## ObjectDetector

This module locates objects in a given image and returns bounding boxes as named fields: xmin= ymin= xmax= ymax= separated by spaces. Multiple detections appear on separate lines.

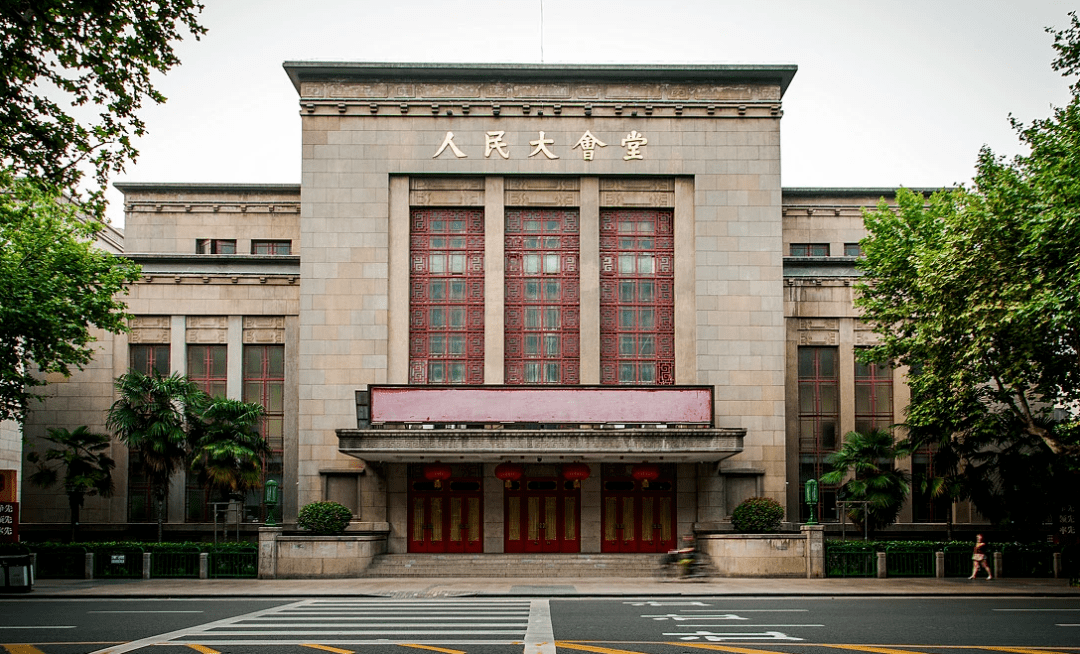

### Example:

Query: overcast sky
xmin=107 ymin=0 xmax=1077 ymax=226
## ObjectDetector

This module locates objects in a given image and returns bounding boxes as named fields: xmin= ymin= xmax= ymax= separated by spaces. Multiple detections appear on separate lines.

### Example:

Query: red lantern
xmin=562 ymin=462 xmax=591 ymax=488
xmin=494 ymin=462 xmax=524 ymax=488
xmin=424 ymin=463 xmax=452 ymax=489
xmin=632 ymin=463 xmax=660 ymax=488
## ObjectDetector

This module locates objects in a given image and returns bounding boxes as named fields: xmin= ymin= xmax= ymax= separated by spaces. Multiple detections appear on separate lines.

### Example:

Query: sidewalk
xmin=18 ymin=575 xmax=1080 ymax=598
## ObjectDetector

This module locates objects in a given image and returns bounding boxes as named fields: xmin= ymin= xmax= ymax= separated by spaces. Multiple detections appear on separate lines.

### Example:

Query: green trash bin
xmin=0 ymin=554 xmax=34 ymax=592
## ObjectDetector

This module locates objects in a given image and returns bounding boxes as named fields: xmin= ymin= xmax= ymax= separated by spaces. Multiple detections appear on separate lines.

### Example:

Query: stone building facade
xmin=15 ymin=63 xmax=972 ymax=549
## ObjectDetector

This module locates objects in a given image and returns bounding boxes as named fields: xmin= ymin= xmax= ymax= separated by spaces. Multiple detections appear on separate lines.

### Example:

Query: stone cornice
xmin=336 ymin=427 xmax=746 ymax=463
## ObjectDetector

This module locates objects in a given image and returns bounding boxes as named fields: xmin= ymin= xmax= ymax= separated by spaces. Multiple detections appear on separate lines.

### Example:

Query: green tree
xmin=25 ymin=425 xmax=115 ymax=542
xmin=857 ymin=13 xmax=1080 ymax=464
xmin=106 ymin=370 xmax=201 ymax=541
xmin=188 ymin=398 xmax=269 ymax=503
xmin=820 ymin=429 xmax=910 ymax=534
xmin=0 ymin=0 xmax=205 ymax=213
xmin=0 ymin=174 xmax=141 ymax=424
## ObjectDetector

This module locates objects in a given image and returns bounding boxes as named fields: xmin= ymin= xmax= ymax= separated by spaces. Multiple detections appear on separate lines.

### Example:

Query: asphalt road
xmin=1 ymin=596 xmax=1078 ymax=654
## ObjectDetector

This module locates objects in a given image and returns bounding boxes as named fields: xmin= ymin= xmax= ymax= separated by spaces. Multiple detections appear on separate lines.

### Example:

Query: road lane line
xmin=987 ymin=648 xmax=1074 ymax=654
xmin=89 ymin=611 xmax=205 ymax=614
xmin=86 ymin=599 xmax=308 ymax=654
xmin=184 ymin=646 xmax=218 ymax=654
xmin=826 ymin=645 xmax=930 ymax=654
xmin=555 ymin=643 xmax=651 ymax=654
xmin=399 ymin=644 xmax=467 ymax=654
xmin=0 ymin=627 xmax=75 ymax=630
xmin=3 ymin=645 xmax=48 ymax=654
xmin=671 ymin=643 xmax=794 ymax=654
xmin=524 ymin=599 xmax=555 ymax=654
xmin=302 ymin=645 xmax=354 ymax=654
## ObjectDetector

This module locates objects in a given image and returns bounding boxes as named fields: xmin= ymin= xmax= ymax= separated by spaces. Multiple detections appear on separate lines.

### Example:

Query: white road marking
xmin=524 ymin=598 xmax=556 ymax=654
xmin=88 ymin=611 xmax=205 ymax=614
xmin=0 ymin=626 xmax=76 ymax=629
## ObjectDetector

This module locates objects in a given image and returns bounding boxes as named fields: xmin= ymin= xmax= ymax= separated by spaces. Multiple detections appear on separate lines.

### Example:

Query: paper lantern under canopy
xmin=631 ymin=463 xmax=660 ymax=488
xmin=424 ymin=463 xmax=452 ymax=489
xmin=562 ymin=462 xmax=591 ymax=488
xmin=494 ymin=462 xmax=524 ymax=488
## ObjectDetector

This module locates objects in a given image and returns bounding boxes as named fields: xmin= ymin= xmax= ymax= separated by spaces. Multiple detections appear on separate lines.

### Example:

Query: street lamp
xmin=804 ymin=478 xmax=819 ymax=525
xmin=264 ymin=480 xmax=279 ymax=527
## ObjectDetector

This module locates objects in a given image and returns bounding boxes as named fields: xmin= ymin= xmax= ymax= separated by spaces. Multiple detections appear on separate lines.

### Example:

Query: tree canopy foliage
xmin=26 ymin=425 xmax=115 ymax=541
xmin=0 ymin=174 xmax=141 ymax=423
xmin=857 ymin=13 xmax=1080 ymax=530
xmin=0 ymin=0 xmax=205 ymax=214
xmin=821 ymin=429 xmax=910 ymax=534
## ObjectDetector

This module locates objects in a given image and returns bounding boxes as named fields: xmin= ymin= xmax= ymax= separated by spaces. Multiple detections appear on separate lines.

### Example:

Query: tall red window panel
xmin=599 ymin=208 xmax=674 ymax=385
xmin=409 ymin=208 xmax=485 ymax=384
xmin=505 ymin=209 xmax=580 ymax=384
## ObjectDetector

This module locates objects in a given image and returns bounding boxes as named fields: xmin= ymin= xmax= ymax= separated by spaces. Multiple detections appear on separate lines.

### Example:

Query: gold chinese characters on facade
xmin=434 ymin=130 xmax=647 ymax=161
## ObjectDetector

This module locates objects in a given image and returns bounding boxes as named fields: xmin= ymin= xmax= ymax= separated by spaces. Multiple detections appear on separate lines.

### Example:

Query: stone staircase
xmin=363 ymin=553 xmax=666 ymax=577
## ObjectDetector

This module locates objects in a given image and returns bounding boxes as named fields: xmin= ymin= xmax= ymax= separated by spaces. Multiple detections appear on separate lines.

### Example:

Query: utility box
xmin=0 ymin=554 xmax=33 ymax=592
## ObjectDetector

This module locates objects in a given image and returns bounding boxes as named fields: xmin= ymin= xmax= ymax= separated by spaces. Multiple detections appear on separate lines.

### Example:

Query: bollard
xmin=199 ymin=552 xmax=208 ymax=579
xmin=1054 ymin=552 xmax=1063 ymax=579
xmin=877 ymin=551 xmax=887 ymax=578
xmin=935 ymin=551 xmax=945 ymax=578
xmin=143 ymin=552 xmax=151 ymax=580
xmin=85 ymin=552 xmax=94 ymax=580
xmin=994 ymin=551 xmax=1003 ymax=579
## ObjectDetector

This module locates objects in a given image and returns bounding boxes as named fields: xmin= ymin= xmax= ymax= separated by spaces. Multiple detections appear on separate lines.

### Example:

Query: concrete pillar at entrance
xmin=801 ymin=524 xmax=825 ymax=578
xmin=483 ymin=463 xmax=504 ymax=553
xmin=358 ymin=461 xmax=387 ymax=523
xmin=580 ymin=468 xmax=601 ymax=553
xmin=258 ymin=526 xmax=282 ymax=579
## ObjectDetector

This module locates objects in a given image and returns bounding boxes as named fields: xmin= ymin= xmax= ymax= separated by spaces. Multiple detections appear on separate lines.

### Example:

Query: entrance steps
xmin=364 ymin=553 xmax=664 ymax=577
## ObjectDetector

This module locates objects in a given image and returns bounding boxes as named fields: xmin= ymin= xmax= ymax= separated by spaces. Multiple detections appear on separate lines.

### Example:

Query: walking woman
xmin=969 ymin=533 xmax=992 ymax=580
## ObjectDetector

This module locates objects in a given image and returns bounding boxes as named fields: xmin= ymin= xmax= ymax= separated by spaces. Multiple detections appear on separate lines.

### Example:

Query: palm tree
xmin=106 ymin=370 xmax=203 ymax=542
xmin=26 ymin=426 xmax=115 ymax=542
xmin=188 ymin=398 xmax=269 ymax=504
xmin=821 ymin=429 xmax=911 ymax=535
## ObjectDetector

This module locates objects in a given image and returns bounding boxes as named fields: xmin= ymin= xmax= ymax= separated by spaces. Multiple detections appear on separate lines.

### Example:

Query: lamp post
xmin=264 ymin=480 xmax=280 ymax=527
xmin=804 ymin=478 xmax=819 ymax=525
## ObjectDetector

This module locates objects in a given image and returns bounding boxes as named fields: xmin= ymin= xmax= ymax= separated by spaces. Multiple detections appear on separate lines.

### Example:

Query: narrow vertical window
xmin=854 ymin=359 xmax=893 ymax=434
xmin=409 ymin=209 xmax=484 ymax=384
xmin=127 ymin=344 xmax=170 ymax=521
xmin=505 ymin=209 xmax=579 ymax=384
xmin=600 ymin=209 xmax=674 ymax=385
xmin=242 ymin=344 xmax=284 ymax=521
xmin=798 ymin=346 xmax=839 ymax=522
xmin=185 ymin=344 xmax=228 ymax=522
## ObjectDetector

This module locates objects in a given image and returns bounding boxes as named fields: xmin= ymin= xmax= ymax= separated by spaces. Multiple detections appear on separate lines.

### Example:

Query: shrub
xmin=296 ymin=501 xmax=353 ymax=535
xmin=732 ymin=496 xmax=785 ymax=533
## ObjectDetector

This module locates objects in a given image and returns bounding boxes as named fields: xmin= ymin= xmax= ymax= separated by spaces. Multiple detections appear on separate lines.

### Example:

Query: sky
xmin=106 ymin=0 xmax=1078 ymax=226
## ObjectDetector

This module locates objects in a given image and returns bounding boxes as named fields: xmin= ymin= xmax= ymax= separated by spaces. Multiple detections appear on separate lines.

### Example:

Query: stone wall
xmin=259 ymin=527 xmax=389 ymax=579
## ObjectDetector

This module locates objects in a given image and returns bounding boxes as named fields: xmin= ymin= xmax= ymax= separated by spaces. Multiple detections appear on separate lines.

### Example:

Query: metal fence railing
xmin=32 ymin=548 xmax=87 ymax=579
xmin=208 ymin=549 xmax=257 ymax=578
xmin=825 ymin=549 xmax=876 ymax=577
xmin=149 ymin=548 xmax=201 ymax=578
xmin=93 ymin=548 xmax=145 ymax=579
xmin=884 ymin=548 xmax=936 ymax=577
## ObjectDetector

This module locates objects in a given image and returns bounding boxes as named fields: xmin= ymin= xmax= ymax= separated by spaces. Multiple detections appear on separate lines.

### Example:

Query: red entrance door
xmin=505 ymin=480 xmax=580 ymax=553
xmin=601 ymin=481 xmax=676 ymax=553
xmin=408 ymin=491 xmax=482 ymax=553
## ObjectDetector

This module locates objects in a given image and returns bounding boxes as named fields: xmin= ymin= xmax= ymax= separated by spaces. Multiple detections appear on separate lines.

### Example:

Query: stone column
xmin=258 ymin=526 xmax=282 ymax=579
xmin=801 ymin=524 xmax=825 ymax=578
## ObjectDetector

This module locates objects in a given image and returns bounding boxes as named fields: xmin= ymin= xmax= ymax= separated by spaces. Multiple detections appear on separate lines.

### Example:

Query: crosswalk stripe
xmin=826 ymin=646 xmax=929 ymax=654
xmin=184 ymin=646 xmax=219 ymax=654
xmin=3 ymin=646 xmax=48 ymax=654
xmin=302 ymin=645 xmax=354 ymax=654
xmin=555 ymin=643 xmax=651 ymax=654
xmin=399 ymin=644 xmax=467 ymax=654
xmin=673 ymin=643 xmax=795 ymax=654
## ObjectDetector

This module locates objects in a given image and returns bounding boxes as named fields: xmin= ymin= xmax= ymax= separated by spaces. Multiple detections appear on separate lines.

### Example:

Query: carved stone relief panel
xmin=505 ymin=177 xmax=580 ymax=207
xmin=186 ymin=316 xmax=228 ymax=345
xmin=605 ymin=84 xmax=664 ymax=100
xmin=327 ymin=83 xmax=389 ymax=98
xmin=243 ymin=316 xmax=285 ymax=345
xmin=798 ymin=318 xmax=840 ymax=332
xmin=798 ymin=330 xmax=839 ymax=346
xmin=599 ymin=177 xmax=676 ymax=208
xmin=128 ymin=315 xmax=170 ymax=344
xmin=511 ymin=83 xmax=572 ymax=99
xmin=410 ymin=177 xmax=485 ymax=207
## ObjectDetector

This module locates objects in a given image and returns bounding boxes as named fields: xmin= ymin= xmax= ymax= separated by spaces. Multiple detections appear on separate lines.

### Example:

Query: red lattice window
xmin=187 ymin=345 xmax=227 ymax=398
xmin=798 ymin=346 xmax=839 ymax=522
xmin=599 ymin=209 xmax=674 ymax=385
xmin=129 ymin=344 xmax=170 ymax=375
xmin=409 ymin=208 xmax=485 ymax=385
xmin=505 ymin=209 xmax=580 ymax=384
xmin=855 ymin=358 xmax=893 ymax=434
xmin=242 ymin=344 xmax=284 ymax=521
